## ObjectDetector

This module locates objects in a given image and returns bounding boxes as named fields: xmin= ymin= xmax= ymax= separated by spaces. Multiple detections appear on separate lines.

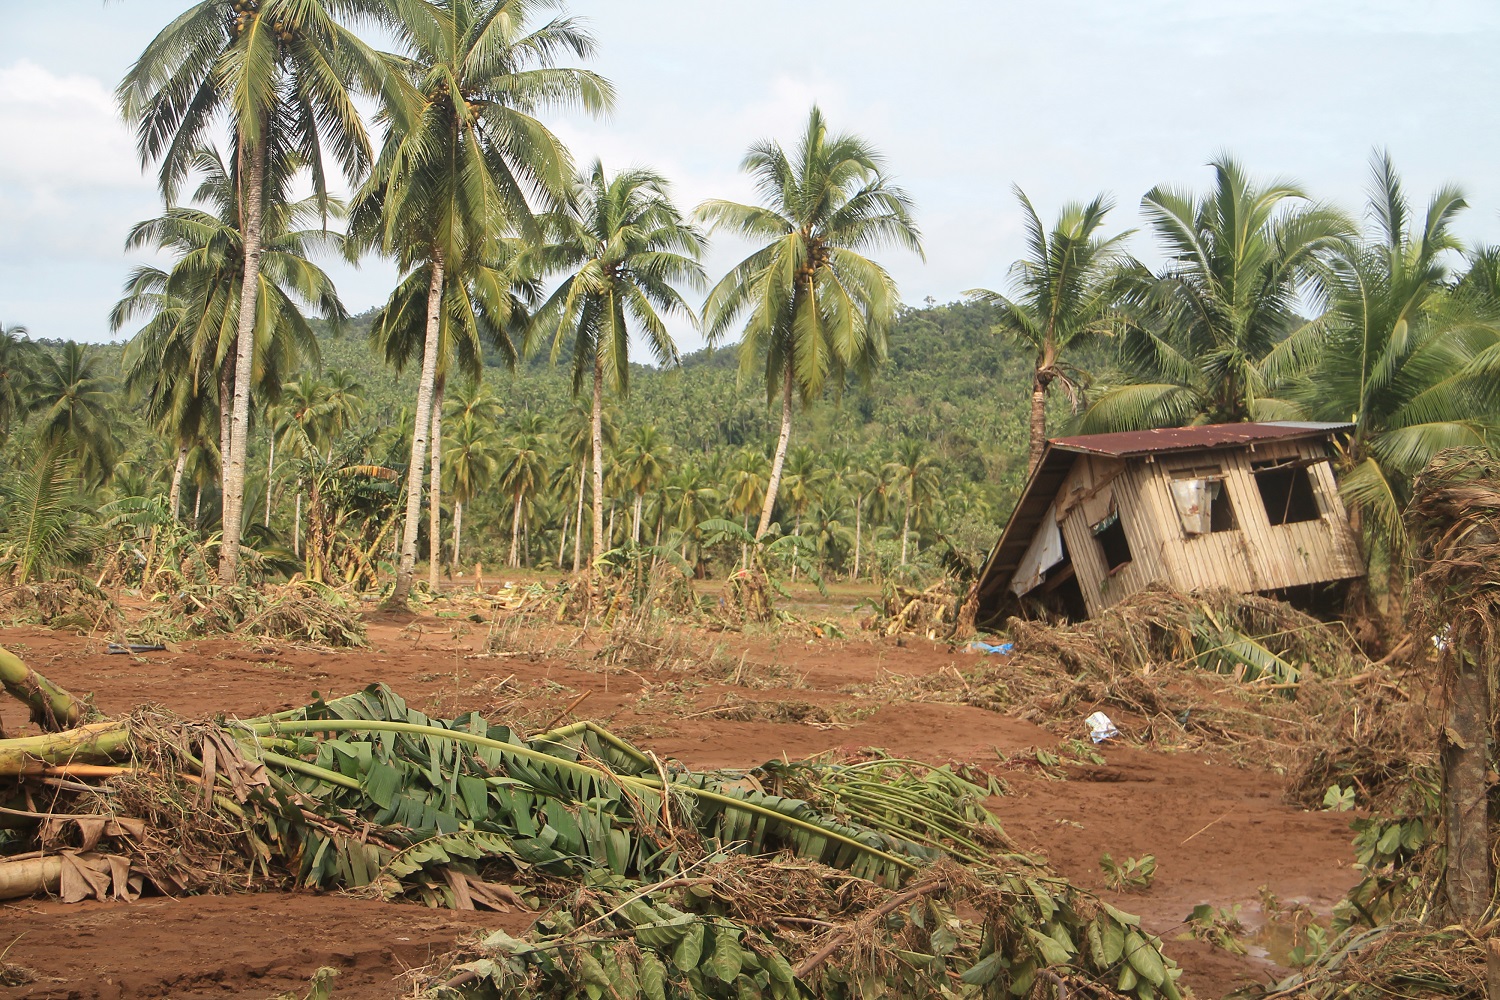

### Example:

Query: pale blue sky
xmin=2 ymin=1 xmax=1498 ymax=347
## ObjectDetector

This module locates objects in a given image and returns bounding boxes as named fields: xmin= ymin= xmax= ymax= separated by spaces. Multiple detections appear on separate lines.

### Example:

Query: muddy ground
xmin=0 ymin=603 xmax=1360 ymax=999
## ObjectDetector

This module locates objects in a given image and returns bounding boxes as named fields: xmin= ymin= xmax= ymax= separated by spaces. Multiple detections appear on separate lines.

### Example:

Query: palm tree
xmin=1304 ymin=153 xmax=1500 ymax=561
xmin=887 ymin=439 xmax=941 ymax=567
xmin=497 ymin=414 xmax=550 ymax=567
xmin=623 ymin=426 xmax=671 ymax=544
xmin=114 ymin=147 xmax=343 ymax=528
xmin=444 ymin=410 xmax=500 ymax=570
xmin=1081 ymin=156 xmax=1352 ymax=431
xmin=697 ymin=106 xmax=922 ymax=540
xmin=119 ymin=0 xmax=390 ymax=582
xmin=0 ymin=323 xmax=36 ymax=438
xmin=351 ymin=0 xmax=610 ymax=605
xmin=555 ymin=400 xmax=617 ymax=572
xmin=28 ymin=343 xmax=121 ymax=487
xmin=966 ymin=188 xmax=1131 ymax=472
xmin=663 ymin=462 xmax=720 ymax=565
xmin=535 ymin=162 xmax=706 ymax=569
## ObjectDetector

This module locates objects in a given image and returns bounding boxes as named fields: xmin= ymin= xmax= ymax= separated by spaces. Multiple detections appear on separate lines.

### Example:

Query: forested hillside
xmin=10 ymin=297 xmax=1040 ymax=585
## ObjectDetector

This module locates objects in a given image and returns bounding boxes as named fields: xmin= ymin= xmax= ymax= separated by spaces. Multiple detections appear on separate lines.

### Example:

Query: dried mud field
xmin=0 ymin=609 xmax=1360 ymax=999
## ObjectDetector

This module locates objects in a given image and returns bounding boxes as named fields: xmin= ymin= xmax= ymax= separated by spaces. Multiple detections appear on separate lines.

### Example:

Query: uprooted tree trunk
xmin=0 ymin=646 xmax=84 ymax=731
xmin=1406 ymin=450 xmax=1500 ymax=953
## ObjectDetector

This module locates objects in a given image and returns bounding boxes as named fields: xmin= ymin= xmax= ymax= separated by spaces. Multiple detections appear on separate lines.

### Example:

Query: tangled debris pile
xmin=142 ymin=581 xmax=367 ymax=647
xmin=0 ymin=653 xmax=1183 ymax=1000
xmin=860 ymin=587 xmax=1432 ymax=811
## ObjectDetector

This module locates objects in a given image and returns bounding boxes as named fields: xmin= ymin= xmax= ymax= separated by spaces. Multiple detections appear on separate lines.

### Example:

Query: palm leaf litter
xmin=0 ymin=653 xmax=1181 ymax=1000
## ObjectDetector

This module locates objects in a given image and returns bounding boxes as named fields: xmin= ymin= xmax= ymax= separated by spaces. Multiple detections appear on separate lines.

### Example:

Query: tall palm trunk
xmin=756 ymin=366 xmax=795 ymax=539
xmin=193 ymin=487 xmax=201 ymax=529
xmin=168 ymin=447 xmax=187 ymax=523
xmin=508 ymin=492 xmax=523 ymax=567
xmin=293 ymin=485 xmax=302 ymax=557
xmin=900 ymin=503 xmax=911 ymax=566
xmin=389 ymin=255 xmax=445 ymax=606
xmin=573 ymin=460 xmax=587 ymax=573
xmin=558 ymin=507 xmax=569 ymax=566
xmin=219 ymin=140 xmax=266 ymax=584
xmin=452 ymin=500 xmax=463 ymax=570
xmin=264 ymin=432 xmax=274 ymax=527
xmin=632 ymin=494 xmax=643 ymax=544
xmin=218 ymin=352 xmax=234 ymax=491
xmin=1027 ymin=371 xmax=1049 ymax=475
xmin=590 ymin=354 xmax=605 ymax=568
xmin=852 ymin=498 xmax=863 ymax=581
xmin=428 ymin=378 xmax=445 ymax=588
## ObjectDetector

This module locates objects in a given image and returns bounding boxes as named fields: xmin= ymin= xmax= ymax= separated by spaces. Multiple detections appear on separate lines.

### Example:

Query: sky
xmin=2 ymin=1 xmax=1499 ymax=349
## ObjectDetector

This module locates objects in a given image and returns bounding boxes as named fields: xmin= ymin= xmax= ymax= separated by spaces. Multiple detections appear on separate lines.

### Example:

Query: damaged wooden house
xmin=971 ymin=422 xmax=1366 ymax=625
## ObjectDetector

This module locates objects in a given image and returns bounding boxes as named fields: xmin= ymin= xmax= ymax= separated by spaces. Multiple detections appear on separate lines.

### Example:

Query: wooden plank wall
xmin=1054 ymin=455 xmax=1171 ymax=616
xmin=1048 ymin=439 xmax=1365 ymax=616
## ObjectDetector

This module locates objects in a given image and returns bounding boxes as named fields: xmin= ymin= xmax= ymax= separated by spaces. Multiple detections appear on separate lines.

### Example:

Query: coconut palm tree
xmin=114 ymin=147 xmax=343 ymax=527
xmin=0 ymin=323 xmax=36 ymax=438
xmin=497 ymin=414 xmax=550 ymax=567
xmin=697 ymin=106 xmax=922 ymax=540
xmin=444 ymin=410 xmax=500 ymax=570
xmin=555 ymin=400 xmax=617 ymax=572
xmin=623 ymin=425 xmax=671 ymax=543
xmin=119 ymin=0 xmax=391 ymax=582
xmin=966 ymin=188 xmax=1132 ymax=472
xmin=535 ymin=161 xmax=706 ymax=569
xmin=1304 ymin=153 xmax=1500 ymax=561
xmin=887 ymin=438 xmax=941 ymax=568
xmin=1081 ymin=157 xmax=1353 ymax=431
xmin=351 ymin=0 xmax=610 ymax=605
xmin=663 ymin=462 xmax=720 ymax=565
xmin=27 ymin=343 xmax=121 ymax=487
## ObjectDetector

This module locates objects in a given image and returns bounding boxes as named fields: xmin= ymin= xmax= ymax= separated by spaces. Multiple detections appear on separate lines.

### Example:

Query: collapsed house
xmin=972 ymin=423 xmax=1365 ymax=624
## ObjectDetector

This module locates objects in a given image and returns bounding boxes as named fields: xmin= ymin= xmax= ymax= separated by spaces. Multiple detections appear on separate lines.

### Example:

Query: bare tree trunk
xmin=607 ymin=505 xmax=616 ymax=552
xmin=558 ymin=507 xmax=570 ymax=566
xmin=756 ymin=366 xmax=794 ymax=540
xmin=264 ymin=432 xmax=274 ymax=528
xmin=853 ymin=498 xmax=862 ymax=582
xmin=193 ymin=487 xmax=201 ymax=530
xmin=900 ymin=504 xmax=911 ymax=567
xmin=1446 ymin=645 xmax=1492 ymax=929
xmin=590 ymin=355 xmax=605 ymax=568
xmin=168 ymin=447 xmax=187 ymax=523
xmin=452 ymin=500 xmax=463 ymax=570
xmin=573 ymin=460 xmax=586 ymax=573
xmin=1027 ymin=373 xmax=1048 ymax=476
xmin=389 ymin=255 xmax=445 ymax=606
xmin=218 ymin=351 xmax=233 ymax=493
xmin=428 ymin=377 xmax=444 ymax=588
xmin=219 ymin=138 xmax=267 ymax=584
xmin=632 ymin=494 xmax=643 ymax=544
xmin=293 ymin=486 xmax=302 ymax=557
xmin=509 ymin=492 xmax=522 ymax=568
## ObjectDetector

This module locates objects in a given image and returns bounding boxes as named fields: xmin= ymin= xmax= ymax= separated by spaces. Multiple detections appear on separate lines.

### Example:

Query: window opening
xmin=1170 ymin=473 xmax=1238 ymax=536
xmin=1091 ymin=508 xmax=1133 ymax=572
xmin=1253 ymin=460 xmax=1321 ymax=525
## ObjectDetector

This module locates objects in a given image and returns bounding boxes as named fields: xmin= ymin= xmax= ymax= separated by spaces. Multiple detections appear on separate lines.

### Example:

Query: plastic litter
xmin=1085 ymin=711 xmax=1119 ymax=743
xmin=965 ymin=641 xmax=1014 ymax=656
xmin=106 ymin=643 xmax=166 ymax=655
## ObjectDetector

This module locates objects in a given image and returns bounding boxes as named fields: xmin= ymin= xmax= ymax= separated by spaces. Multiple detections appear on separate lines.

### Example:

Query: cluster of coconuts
xmin=228 ymin=0 xmax=299 ymax=43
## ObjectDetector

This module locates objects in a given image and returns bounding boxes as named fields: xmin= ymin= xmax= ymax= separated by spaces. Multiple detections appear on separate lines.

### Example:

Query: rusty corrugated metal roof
xmin=1048 ymin=421 xmax=1353 ymax=458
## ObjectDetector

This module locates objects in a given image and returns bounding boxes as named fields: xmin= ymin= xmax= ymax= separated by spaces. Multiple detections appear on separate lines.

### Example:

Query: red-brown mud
xmin=0 ymin=617 xmax=1358 ymax=998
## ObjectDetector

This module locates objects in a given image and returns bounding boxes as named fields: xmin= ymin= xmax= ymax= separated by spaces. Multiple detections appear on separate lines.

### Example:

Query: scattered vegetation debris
xmin=0 ymin=683 xmax=1184 ymax=1000
xmin=1099 ymin=853 xmax=1157 ymax=893
xmin=144 ymin=581 xmax=367 ymax=647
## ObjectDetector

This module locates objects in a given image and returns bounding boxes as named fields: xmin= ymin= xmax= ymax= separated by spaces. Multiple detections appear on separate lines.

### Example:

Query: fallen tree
xmin=0 ymin=683 xmax=1183 ymax=999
